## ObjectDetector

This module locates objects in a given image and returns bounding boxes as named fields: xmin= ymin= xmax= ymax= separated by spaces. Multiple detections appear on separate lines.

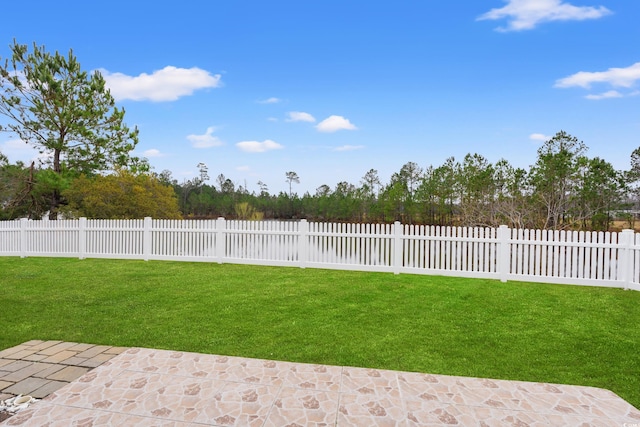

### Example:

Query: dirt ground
xmin=609 ymin=220 xmax=639 ymax=232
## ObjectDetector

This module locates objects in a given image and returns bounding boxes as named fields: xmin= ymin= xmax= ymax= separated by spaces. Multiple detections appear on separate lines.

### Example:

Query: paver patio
xmin=1 ymin=341 xmax=639 ymax=426
xmin=0 ymin=341 xmax=126 ymax=401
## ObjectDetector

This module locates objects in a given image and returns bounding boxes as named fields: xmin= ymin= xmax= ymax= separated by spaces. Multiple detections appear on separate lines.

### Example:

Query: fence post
xmin=20 ymin=218 xmax=28 ymax=258
xmin=216 ymin=217 xmax=226 ymax=264
xmin=143 ymin=217 xmax=152 ymax=261
xmin=78 ymin=217 xmax=87 ymax=260
xmin=393 ymin=221 xmax=403 ymax=274
xmin=497 ymin=225 xmax=510 ymax=283
xmin=620 ymin=229 xmax=635 ymax=290
xmin=299 ymin=219 xmax=308 ymax=268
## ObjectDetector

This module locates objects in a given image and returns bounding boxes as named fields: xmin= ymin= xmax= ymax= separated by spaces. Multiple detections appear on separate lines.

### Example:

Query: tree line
xmin=1 ymin=41 xmax=639 ymax=230
xmin=165 ymin=131 xmax=639 ymax=231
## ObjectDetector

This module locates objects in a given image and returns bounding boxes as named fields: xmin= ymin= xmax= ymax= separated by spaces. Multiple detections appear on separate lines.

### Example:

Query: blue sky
xmin=1 ymin=0 xmax=639 ymax=195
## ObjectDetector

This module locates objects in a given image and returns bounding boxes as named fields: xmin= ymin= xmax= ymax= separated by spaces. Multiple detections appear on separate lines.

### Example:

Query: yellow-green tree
xmin=62 ymin=169 xmax=181 ymax=219
xmin=234 ymin=202 xmax=264 ymax=220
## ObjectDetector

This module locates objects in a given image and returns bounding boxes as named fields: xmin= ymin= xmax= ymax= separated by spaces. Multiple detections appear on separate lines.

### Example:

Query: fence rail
xmin=1 ymin=218 xmax=639 ymax=291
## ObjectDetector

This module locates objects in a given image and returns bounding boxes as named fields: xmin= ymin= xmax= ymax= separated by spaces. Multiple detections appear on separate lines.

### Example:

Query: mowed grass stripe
xmin=1 ymin=257 xmax=638 ymax=408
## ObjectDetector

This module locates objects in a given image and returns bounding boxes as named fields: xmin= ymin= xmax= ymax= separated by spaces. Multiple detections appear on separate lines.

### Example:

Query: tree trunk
xmin=48 ymin=189 xmax=60 ymax=220
xmin=49 ymin=148 xmax=62 ymax=220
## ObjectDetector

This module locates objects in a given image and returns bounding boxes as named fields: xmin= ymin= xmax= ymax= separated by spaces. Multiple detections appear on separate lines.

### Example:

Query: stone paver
xmin=36 ymin=342 xmax=78 ymax=357
xmin=0 ymin=340 xmax=125 ymax=407
xmin=26 ymin=341 xmax=60 ymax=351
xmin=29 ymin=381 xmax=67 ymax=399
xmin=21 ymin=354 xmax=47 ymax=362
xmin=31 ymin=364 xmax=65 ymax=379
xmin=1 ymin=363 xmax=53 ymax=383
xmin=1 ymin=361 xmax=31 ymax=373
xmin=45 ymin=366 xmax=89 ymax=382
xmin=76 ymin=354 xmax=114 ymax=368
xmin=40 ymin=350 xmax=77 ymax=364
xmin=3 ymin=377 xmax=50 ymax=396
xmin=67 ymin=343 xmax=94 ymax=352
xmin=0 ymin=347 xmax=27 ymax=359
xmin=103 ymin=346 xmax=127 ymax=355
xmin=74 ymin=345 xmax=111 ymax=359
xmin=3 ymin=350 xmax=38 ymax=360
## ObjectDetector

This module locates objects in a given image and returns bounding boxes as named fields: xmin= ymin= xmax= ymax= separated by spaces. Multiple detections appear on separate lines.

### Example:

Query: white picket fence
xmin=1 ymin=217 xmax=639 ymax=291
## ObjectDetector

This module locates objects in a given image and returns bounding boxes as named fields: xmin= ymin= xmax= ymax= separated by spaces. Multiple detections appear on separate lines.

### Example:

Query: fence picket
xmin=2 ymin=218 xmax=639 ymax=290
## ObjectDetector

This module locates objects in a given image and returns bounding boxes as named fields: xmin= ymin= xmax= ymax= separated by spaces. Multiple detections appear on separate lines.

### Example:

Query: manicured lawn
xmin=1 ymin=257 xmax=639 ymax=408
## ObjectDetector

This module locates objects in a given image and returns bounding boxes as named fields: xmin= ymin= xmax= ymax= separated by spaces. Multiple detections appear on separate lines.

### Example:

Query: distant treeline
xmin=169 ymin=131 xmax=640 ymax=231
xmin=2 ymin=131 xmax=639 ymax=230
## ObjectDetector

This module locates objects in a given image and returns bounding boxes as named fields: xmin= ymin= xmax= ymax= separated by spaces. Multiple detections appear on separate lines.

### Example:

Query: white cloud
xmin=257 ymin=97 xmax=281 ymax=104
xmin=0 ymin=139 xmax=39 ymax=163
xmin=187 ymin=127 xmax=224 ymax=148
xmin=555 ymin=62 xmax=640 ymax=89
xmin=316 ymin=115 xmax=358 ymax=133
xmin=267 ymin=117 xmax=278 ymax=122
xmin=101 ymin=66 xmax=222 ymax=102
xmin=142 ymin=148 xmax=164 ymax=157
xmin=334 ymin=145 xmax=365 ymax=152
xmin=286 ymin=111 xmax=316 ymax=123
xmin=477 ymin=0 xmax=611 ymax=31
xmin=236 ymin=139 xmax=284 ymax=153
xmin=585 ymin=90 xmax=624 ymax=100
xmin=236 ymin=165 xmax=251 ymax=172
xmin=0 ymin=138 xmax=44 ymax=164
xmin=1 ymin=139 xmax=30 ymax=151
xmin=529 ymin=133 xmax=551 ymax=142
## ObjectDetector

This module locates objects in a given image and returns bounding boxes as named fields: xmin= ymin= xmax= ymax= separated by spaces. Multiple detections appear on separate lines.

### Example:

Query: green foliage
xmin=529 ymin=131 xmax=587 ymax=229
xmin=0 ymin=161 xmax=55 ymax=219
xmin=417 ymin=158 xmax=458 ymax=225
xmin=0 ymin=161 xmax=33 ymax=219
xmin=382 ymin=162 xmax=423 ymax=224
xmin=165 ymin=132 xmax=632 ymax=230
xmin=1 ymin=257 xmax=639 ymax=408
xmin=573 ymin=157 xmax=626 ymax=230
xmin=457 ymin=153 xmax=496 ymax=226
xmin=493 ymin=159 xmax=532 ymax=229
xmin=0 ymin=40 xmax=139 ymax=218
xmin=379 ymin=179 xmax=407 ymax=222
xmin=61 ymin=169 xmax=182 ymax=219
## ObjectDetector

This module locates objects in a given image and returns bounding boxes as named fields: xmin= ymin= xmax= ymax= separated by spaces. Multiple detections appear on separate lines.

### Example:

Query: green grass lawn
xmin=1 ymin=257 xmax=639 ymax=408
